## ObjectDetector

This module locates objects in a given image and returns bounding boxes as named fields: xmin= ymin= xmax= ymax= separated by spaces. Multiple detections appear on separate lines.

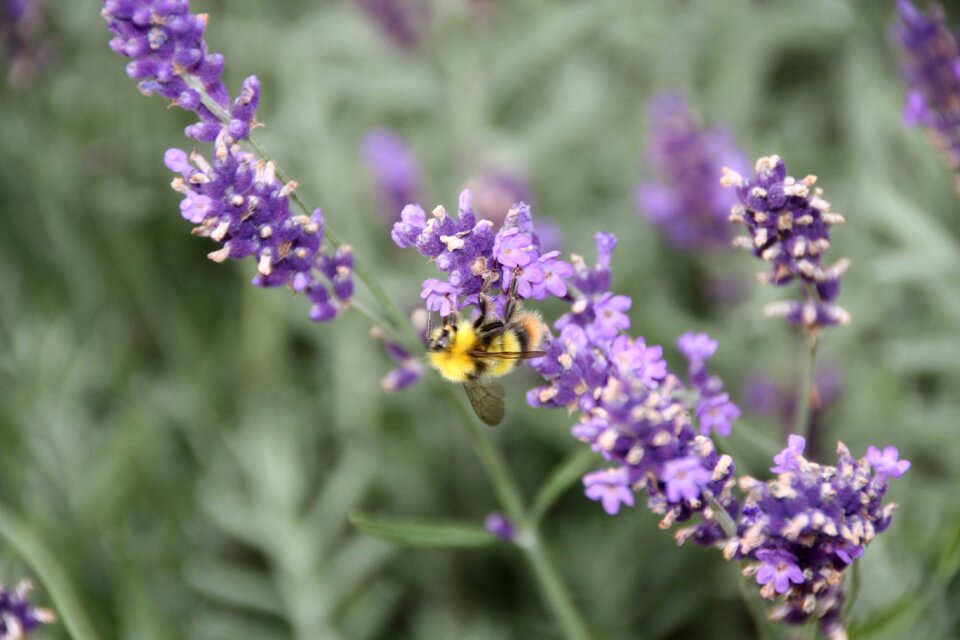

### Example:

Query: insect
xmin=427 ymin=269 xmax=545 ymax=426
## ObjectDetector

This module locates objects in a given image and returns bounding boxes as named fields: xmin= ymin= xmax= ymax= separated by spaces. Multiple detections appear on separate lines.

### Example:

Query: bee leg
xmin=503 ymin=265 xmax=523 ymax=323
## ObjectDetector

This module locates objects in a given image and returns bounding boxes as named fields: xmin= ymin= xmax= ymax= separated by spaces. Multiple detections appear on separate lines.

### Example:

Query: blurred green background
xmin=1 ymin=0 xmax=959 ymax=638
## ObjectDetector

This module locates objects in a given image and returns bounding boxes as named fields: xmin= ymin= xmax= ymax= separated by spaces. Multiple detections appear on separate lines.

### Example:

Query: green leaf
xmin=349 ymin=511 xmax=498 ymax=549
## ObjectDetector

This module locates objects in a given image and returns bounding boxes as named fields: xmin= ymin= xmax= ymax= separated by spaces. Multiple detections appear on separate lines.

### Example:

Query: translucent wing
xmin=468 ymin=350 xmax=546 ymax=361
xmin=463 ymin=379 xmax=506 ymax=427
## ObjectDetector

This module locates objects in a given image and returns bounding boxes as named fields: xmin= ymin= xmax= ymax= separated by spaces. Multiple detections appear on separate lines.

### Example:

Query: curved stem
xmin=181 ymin=74 xmax=592 ymax=640
xmin=0 ymin=503 xmax=102 ymax=640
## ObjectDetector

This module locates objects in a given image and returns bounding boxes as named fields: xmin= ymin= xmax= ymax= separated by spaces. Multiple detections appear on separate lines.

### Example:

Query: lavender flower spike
xmin=104 ymin=1 xmax=354 ymax=322
xmin=732 ymin=440 xmax=908 ymax=638
xmin=894 ymin=1 xmax=960 ymax=184
xmin=723 ymin=155 xmax=850 ymax=331
xmin=636 ymin=92 xmax=747 ymax=250
xmin=361 ymin=128 xmax=422 ymax=221
xmin=0 ymin=579 xmax=55 ymax=638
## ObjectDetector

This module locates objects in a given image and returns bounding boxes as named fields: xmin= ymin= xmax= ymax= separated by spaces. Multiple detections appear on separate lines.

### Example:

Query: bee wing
xmin=463 ymin=379 xmax=506 ymax=427
xmin=468 ymin=350 xmax=546 ymax=361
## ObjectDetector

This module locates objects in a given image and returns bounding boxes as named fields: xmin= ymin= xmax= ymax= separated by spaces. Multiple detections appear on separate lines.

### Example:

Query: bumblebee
xmin=427 ymin=272 xmax=545 ymax=426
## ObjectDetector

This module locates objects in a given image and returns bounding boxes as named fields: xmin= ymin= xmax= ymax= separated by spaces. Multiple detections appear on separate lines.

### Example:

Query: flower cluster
xmin=636 ymin=92 xmax=748 ymax=249
xmin=526 ymin=235 xmax=738 ymax=545
xmin=893 ymin=0 xmax=960 ymax=181
xmin=103 ymin=0 xmax=353 ymax=321
xmin=361 ymin=128 xmax=423 ymax=221
xmin=722 ymin=155 xmax=849 ymax=330
xmin=392 ymin=189 xmax=573 ymax=316
xmin=0 ymin=580 xmax=54 ymax=639
xmin=729 ymin=436 xmax=908 ymax=638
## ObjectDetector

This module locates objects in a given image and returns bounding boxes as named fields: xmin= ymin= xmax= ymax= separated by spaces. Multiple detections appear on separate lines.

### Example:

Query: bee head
xmin=429 ymin=322 xmax=458 ymax=352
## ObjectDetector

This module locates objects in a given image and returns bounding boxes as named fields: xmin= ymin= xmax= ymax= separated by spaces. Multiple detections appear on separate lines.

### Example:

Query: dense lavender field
xmin=1 ymin=1 xmax=958 ymax=639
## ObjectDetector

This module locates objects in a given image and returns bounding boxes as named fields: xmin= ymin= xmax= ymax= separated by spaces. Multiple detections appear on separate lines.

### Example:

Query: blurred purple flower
xmin=893 ymin=0 xmax=960 ymax=180
xmin=484 ymin=512 xmax=516 ymax=542
xmin=0 ymin=579 xmax=54 ymax=638
xmin=2 ymin=0 xmax=49 ymax=87
xmin=636 ymin=92 xmax=748 ymax=249
xmin=466 ymin=170 xmax=533 ymax=229
xmin=355 ymin=0 xmax=427 ymax=50
xmin=866 ymin=446 xmax=911 ymax=479
xmin=361 ymin=128 xmax=422 ymax=221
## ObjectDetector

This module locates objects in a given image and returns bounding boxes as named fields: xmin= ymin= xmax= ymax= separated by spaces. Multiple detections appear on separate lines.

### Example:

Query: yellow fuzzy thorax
xmin=428 ymin=320 xmax=525 ymax=382
xmin=429 ymin=322 xmax=480 ymax=382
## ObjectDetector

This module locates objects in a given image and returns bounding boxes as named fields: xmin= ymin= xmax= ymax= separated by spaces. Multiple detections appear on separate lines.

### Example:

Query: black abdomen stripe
xmin=516 ymin=324 xmax=529 ymax=352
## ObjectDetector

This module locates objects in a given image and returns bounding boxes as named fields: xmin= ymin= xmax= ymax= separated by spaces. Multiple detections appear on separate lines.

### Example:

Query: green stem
xmin=0 ymin=503 xmax=102 ymax=640
xmin=792 ymin=331 xmax=819 ymax=442
xmin=439 ymin=383 xmax=526 ymax=523
xmin=522 ymin=532 xmax=593 ymax=640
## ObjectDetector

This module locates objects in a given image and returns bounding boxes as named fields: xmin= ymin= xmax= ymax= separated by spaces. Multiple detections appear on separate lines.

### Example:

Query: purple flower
xmin=588 ymin=293 xmax=631 ymax=340
xmin=0 ymin=579 xmax=54 ymax=638
xmin=583 ymin=468 xmax=635 ymax=515
xmin=723 ymin=156 xmax=849 ymax=331
xmin=420 ymin=278 xmax=458 ymax=317
xmin=755 ymin=549 xmax=805 ymax=595
xmin=662 ymin=457 xmax=711 ymax=503
xmin=893 ymin=1 xmax=960 ymax=177
xmin=608 ymin=335 xmax=666 ymax=389
xmin=493 ymin=228 xmax=537 ymax=268
xmin=676 ymin=332 xmax=718 ymax=369
xmin=530 ymin=251 xmax=574 ymax=299
xmin=636 ymin=92 xmax=747 ymax=249
xmin=361 ymin=128 xmax=422 ymax=220
xmin=696 ymin=393 xmax=740 ymax=437
xmin=770 ymin=434 xmax=806 ymax=473
xmin=484 ymin=512 xmax=516 ymax=542
xmin=866 ymin=446 xmax=911 ymax=479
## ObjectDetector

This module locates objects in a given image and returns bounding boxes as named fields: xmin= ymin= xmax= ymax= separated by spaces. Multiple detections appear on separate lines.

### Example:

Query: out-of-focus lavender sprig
xmin=526 ymin=235 xmax=739 ymax=545
xmin=361 ymin=128 xmax=423 ymax=222
xmin=392 ymin=189 xmax=573 ymax=318
xmin=729 ymin=437 xmax=908 ymax=639
xmin=722 ymin=155 xmax=849 ymax=331
xmin=371 ymin=326 xmax=424 ymax=391
xmin=636 ymin=92 xmax=748 ymax=250
xmin=2 ymin=0 xmax=50 ymax=87
xmin=893 ymin=0 xmax=960 ymax=184
xmin=102 ymin=0 xmax=354 ymax=322
xmin=0 ymin=579 xmax=54 ymax=639
xmin=354 ymin=0 xmax=427 ymax=50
